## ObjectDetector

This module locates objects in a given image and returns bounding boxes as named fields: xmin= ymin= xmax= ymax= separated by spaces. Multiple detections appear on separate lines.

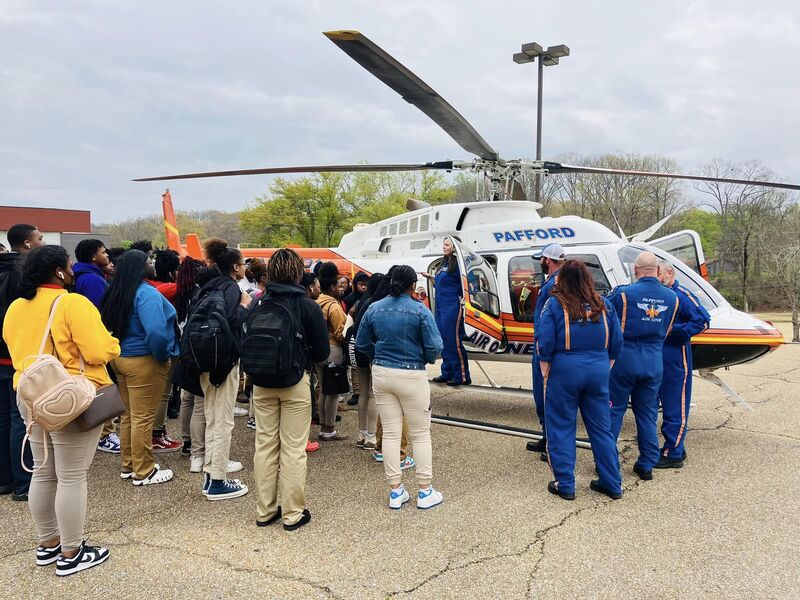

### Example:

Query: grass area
xmin=753 ymin=312 xmax=794 ymax=323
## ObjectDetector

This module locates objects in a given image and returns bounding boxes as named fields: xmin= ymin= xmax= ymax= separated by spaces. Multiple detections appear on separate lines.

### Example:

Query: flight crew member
xmin=527 ymin=243 xmax=565 ymax=455
xmin=537 ymin=260 xmax=624 ymax=501
xmin=656 ymin=260 xmax=711 ymax=469
xmin=608 ymin=252 xmax=679 ymax=481
xmin=424 ymin=237 xmax=471 ymax=387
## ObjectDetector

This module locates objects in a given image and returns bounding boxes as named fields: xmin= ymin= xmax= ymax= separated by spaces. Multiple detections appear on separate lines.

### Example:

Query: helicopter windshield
xmin=616 ymin=245 xmax=718 ymax=310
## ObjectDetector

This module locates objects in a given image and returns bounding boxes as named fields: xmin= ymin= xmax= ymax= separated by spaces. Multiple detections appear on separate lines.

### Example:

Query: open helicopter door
xmin=443 ymin=238 xmax=506 ymax=354
xmin=649 ymin=230 xmax=708 ymax=280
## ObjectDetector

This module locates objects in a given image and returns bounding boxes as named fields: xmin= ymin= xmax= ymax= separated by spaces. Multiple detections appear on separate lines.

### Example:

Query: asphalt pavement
xmin=1 ymin=326 xmax=797 ymax=599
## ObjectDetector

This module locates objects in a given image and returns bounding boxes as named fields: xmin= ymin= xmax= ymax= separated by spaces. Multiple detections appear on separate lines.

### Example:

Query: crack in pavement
xmin=383 ymin=445 xmax=644 ymax=599
xmin=115 ymin=528 xmax=342 ymax=599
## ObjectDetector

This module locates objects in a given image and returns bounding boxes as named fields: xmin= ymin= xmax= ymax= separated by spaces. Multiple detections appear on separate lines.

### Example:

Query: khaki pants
xmin=253 ymin=374 xmax=311 ymax=526
xmin=28 ymin=421 xmax=103 ymax=552
xmin=200 ymin=365 xmax=239 ymax=480
xmin=356 ymin=366 xmax=378 ymax=435
xmin=376 ymin=417 xmax=409 ymax=461
xmin=114 ymin=356 xmax=171 ymax=479
xmin=154 ymin=359 xmax=177 ymax=433
xmin=101 ymin=419 xmax=115 ymax=439
xmin=372 ymin=366 xmax=432 ymax=487
xmin=190 ymin=392 xmax=206 ymax=458
xmin=179 ymin=389 xmax=194 ymax=441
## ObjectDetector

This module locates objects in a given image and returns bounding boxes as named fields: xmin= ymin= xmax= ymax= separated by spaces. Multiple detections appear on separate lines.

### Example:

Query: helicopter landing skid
xmin=697 ymin=370 xmax=754 ymax=412
xmin=429 ymin=379 xmax=592 ymax=449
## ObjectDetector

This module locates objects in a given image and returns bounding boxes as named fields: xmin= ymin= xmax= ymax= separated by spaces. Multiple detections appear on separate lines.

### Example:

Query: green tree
xmin=670 ymin=208 xmax=722 ymax=258
xmin=240 ymin=171 xmax=456 ymax=248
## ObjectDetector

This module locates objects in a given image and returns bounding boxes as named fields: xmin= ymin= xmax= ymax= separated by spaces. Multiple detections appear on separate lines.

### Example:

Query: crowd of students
xmin=0 ymin=226 xmax=445 ymax=577
xmin=0 ymin=226 xmax=709 ymax=578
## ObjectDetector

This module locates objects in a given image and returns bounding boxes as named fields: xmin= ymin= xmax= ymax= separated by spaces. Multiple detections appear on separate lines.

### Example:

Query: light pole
xmin=513 ymin=42 xmax=570 ymax=204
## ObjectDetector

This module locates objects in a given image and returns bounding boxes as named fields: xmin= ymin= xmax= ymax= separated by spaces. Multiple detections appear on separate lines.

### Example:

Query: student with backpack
xmin=100 ymin=250 xmax=179 ymax=486
xmin=178 ymin=239 xmax=250 ymax=500
xmin=0 ymin=224 xmax=45 ymax=502
xmin=3 ymin=245 xmax=120 ymax=576
xmin=244 ymin=249 xmax=329 ymax=530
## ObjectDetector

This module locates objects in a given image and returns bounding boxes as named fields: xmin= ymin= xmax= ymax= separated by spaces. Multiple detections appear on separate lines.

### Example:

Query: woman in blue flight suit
xmin=537 ymin=260 xmax=624 ymax=501
xmin=424 ymin=237 xmax=471 ymax=387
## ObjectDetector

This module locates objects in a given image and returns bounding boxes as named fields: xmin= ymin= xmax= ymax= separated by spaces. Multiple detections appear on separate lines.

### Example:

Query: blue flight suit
xmin=435 ymin=262 xmax=471 ymax=384
xmin=531 ymin=273 xmax=557 ymax=436
xmin=608 ymin=277 xmax=679 ymax=472
xmin=658 ymin=280 xmax=710 ymax=459
xmin=537 ymin=297 xmax=624 ymax=495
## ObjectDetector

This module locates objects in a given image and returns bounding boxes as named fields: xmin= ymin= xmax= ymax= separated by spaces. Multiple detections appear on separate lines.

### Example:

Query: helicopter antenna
xmin=607 ymin=204 xmax=626 ymax=239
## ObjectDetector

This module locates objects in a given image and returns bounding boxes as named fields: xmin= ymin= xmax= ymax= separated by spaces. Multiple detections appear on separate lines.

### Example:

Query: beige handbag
xmin=17 ymin=295 xmax=96 ymax=472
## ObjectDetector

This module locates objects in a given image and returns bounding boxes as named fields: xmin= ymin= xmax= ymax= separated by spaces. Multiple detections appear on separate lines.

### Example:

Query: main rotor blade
xmin=133 ymin=161 xmax=455 ymax=182
xmin=324 ymin=30 xmax=499 ymax=161
xmin=544 ymin=162 xmax=800 ymax=191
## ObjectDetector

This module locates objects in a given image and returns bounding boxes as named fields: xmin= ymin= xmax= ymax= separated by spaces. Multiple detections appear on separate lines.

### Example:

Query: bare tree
xmin=695 ymin=160 xmax=790 ymax=311
xmin=762 ymin=205 xmax=800 ymax=341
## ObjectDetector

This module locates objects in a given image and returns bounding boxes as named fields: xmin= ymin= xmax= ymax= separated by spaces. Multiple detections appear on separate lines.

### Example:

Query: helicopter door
xmin=649 ymin=230 xmax=708 ymax=280
xmin=451 ymin=239 xmax=505 ymax=354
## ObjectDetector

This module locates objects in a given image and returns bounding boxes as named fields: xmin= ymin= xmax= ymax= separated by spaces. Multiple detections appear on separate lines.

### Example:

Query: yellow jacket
xmin=3 ymin=287 xmax=121 ymax=389
xmin=316 ymin=294 xmax=346 ymax=345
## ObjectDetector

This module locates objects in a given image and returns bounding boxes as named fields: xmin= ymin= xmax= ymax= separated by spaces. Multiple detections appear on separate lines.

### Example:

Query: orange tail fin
xmin=162 ymin=189 xmax=183 ymax=254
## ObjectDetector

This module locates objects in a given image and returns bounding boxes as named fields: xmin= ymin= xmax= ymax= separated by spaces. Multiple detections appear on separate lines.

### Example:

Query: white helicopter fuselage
xmin=314 ymin=200 xmax=783 ymax=370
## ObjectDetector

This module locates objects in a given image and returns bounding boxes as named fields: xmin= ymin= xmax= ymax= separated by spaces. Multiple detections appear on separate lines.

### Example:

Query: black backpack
xmin=242 ymin=294 xmax=307 ymax=388
xmin=180 ymin=282 xmax=236 ymax=374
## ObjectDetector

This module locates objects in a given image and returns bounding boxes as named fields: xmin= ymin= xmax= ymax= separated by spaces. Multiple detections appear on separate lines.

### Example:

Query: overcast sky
xmin=1 ymin=0 xmax=798 ymax=221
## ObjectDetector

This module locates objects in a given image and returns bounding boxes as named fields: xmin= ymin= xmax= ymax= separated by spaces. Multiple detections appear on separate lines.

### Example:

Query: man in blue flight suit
xmin=608 ymin=252 xmax=679 ymax=481
xmin=655 ymin=260 xmax=711 ymax=469
xmin=527 ymin=243 xmax=565 ymax=458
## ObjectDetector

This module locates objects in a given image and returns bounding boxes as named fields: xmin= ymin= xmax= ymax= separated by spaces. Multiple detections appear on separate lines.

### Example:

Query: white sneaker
xmin=417 ymin=486 xmax=443 ymax=509
xmin=132 ymin=467 xmax=174 ymax=486
xmin=389 ymin=486 xmax=410 ymax=510
xmin=190 ymin=455 xmax=204 ymax=473
xmin=121 ymin=463 xmax=158 ymax=480
xmin=233 ymin=406 xmax=248 ymax=417
xmin=227 ymin=460 xmax=243 ymax=473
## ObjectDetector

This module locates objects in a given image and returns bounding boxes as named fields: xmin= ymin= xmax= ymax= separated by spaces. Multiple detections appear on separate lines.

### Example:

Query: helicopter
xmin=138 ymin=30 xmax=794 ymax=410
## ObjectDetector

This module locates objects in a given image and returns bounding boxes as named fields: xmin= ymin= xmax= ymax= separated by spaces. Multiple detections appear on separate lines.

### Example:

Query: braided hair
xmin=267 ymin=249 xmax=304 ymax=285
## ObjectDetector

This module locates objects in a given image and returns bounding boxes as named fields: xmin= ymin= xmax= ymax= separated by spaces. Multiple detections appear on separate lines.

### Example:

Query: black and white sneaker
xmin=36 ymin=543 xmax=61 ymax=566
xmin=55 ymin=542 xmax=110 ymax=576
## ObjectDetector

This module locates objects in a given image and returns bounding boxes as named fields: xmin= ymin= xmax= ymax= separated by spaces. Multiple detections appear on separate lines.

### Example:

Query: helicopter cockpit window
xmin=507 ymin=254 xmax=611 ymax=322
xmin=616 ymin=245 xmax=717 ymax=310
xmin=569 ymin=254 xmax=612 ymax=296
xmin=508 ymin=256 xmax=544 ymax=322
xmin=462 ymin=249 xmax=500 ymax=318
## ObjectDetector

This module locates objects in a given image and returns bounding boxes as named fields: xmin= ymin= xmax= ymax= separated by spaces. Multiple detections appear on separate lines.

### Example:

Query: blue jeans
xmin=0 ymin=364 xmax=32 ymax=495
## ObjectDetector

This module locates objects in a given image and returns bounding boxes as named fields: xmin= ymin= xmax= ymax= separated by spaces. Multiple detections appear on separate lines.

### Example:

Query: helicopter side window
xmin=616 ymin=245 xmax=717 ymax=310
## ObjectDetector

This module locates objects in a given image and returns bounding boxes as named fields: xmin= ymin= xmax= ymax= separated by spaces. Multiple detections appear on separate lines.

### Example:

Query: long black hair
xmin=353 ymin=273 xmax=385 ymax=327
xmin=100 ymin=249 xmax=149 ymax=337
xmin=18 ymin=245 xmax=69 ymax=300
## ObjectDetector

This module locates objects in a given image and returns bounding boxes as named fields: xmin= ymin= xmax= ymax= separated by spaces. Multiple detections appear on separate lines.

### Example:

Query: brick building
xmin=0 ymin=206 xmax=109 ymax=256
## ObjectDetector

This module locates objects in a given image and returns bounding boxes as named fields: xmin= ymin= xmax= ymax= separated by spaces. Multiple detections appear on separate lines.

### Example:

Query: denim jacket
xmin=356 ymin=294 xmax=443 ymax=370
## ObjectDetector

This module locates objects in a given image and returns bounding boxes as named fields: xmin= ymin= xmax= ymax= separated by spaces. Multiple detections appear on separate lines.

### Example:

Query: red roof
xmin=0 ymin=206 xmax=91 ymax=233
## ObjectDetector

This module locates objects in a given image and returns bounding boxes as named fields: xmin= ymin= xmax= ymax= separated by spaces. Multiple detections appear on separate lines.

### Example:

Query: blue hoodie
xmin=73 ymin=262 xmax=108 ymax=308
xmin=120 ymin=282 xmax=179 ymax=362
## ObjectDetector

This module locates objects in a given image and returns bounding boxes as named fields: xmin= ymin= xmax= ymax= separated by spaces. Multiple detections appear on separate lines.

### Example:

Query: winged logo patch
xmin=637 ymin=303 xmax=668 ymax=319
